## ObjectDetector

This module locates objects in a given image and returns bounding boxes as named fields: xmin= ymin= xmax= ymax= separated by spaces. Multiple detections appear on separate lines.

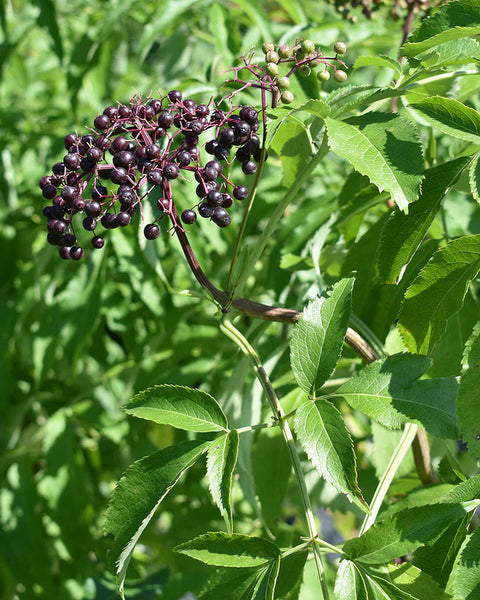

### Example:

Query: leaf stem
xmin=359 ymin=423 xmax=418 ymax=535
xmin=220 ymin=318 xmax=331 ymax=600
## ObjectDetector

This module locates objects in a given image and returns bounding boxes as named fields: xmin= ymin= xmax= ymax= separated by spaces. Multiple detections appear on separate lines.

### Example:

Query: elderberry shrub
xmin=40 ymin=93 xmax=262 ymax=259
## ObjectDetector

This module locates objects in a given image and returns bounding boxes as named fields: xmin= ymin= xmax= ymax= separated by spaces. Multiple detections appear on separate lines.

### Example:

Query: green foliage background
xmin=1 ymin=1 xmax=479 ymax=599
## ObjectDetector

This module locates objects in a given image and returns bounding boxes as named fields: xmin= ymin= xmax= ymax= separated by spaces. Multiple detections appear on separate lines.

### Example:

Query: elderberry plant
xmin=37 ymin=2 xmax=480 ymax=599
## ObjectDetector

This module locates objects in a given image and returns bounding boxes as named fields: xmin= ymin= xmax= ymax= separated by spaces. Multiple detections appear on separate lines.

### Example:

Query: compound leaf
xmin=290 ymin=277 xmax=354 ymax=396
xmin=458 ymin=323 xmax=480 ymax=456
xmin=343 ymin=502 xmax=472 ymax=564
xmin=207 ymin=430 xmax=239 ymax=535
xmin=336 ymin=353 xmax=458 ymax=439
xmin=174 ymin=532 xmax=280 ymax=568
xmin=398 ymin=234 xmax=480 ymax=355
xmin=104 ymin=440 xmax=210 ymax=594
xmin=409 ymin=96 xmax=480 ymax=143
xmin=294 ymin=399 xmax=367 ymax=511
xmin=326 ymin=113 xmax=423 ymax=212
xmin=123 ymin=384 xmax=228 ymax=432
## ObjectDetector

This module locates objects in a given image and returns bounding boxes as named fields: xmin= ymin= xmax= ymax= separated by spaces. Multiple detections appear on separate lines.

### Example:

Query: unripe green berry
xmin=333 ymin=69 xmax=347 ymax=82
xmin=266 ymin=62 xmax=279 ymax=76
xmin=276 ymin=76 xmax=290 ymax=89
xmin=295 ymin=48 xmax=306 ymax=61
xmin=278 ymin=44 xmax=292 ymax=59
xmin=262 ymin=42 xmax=275 ymax=54
xmin=298 ymin=65 xmax=311 ymax=77
xmin=308 ymin=58 xmax=322 ymax=68
xmin=280 ymin=90 xmax=294 ymax=104
xmin=265 ymin=50 xmax=280 ymax=64
xmin=334 ymin=41 xmax=347 ymax=55
xmin=301 ymin=39 xmax=315 ymax=54
xmin=317 ymin=69 xmax=330 ymax=82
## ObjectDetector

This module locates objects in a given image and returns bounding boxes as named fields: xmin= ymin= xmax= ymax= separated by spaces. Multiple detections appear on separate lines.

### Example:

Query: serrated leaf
xmin=104 ymin=440 xmax=210 ymax=593
xmin=275 ymin=550 xmax=308 ymax=600
xmin=385 ymin=563 xmax=452 ymax=599
xmin=123 ymin=384 xmax=228 ymax=432
xmin=378 ymin=157 xmax=470 ymax=284
xmin=199 ymin=568 xmax=261 ymax=600
xmin=334 ymin=560 xmax=368 ymax=600
xmin=354 ymin=55 xmax=402 ymax=76
xmin=442 ymin=472 xmax=480 ymax=504
xmin=325 ymin=113 xmax=423 ymax=212
xmin=252 ymin=429 xmax=291 ymax=531
xmin=409 ymin=97 xmax=480 ymax=143
xmin=270 ymin=120 xmax=313 ymax=187
xmin=421 ymin=38 xmax=480 ymax=68
xmin=343 ymin=502 xmax=471 ymax=564
xmin=336 ymin=353 xmax=458 ymax=439
xmin=290 ymin=277 xmax=354 ymax=395
xmin=174 ymin=532 xmax=280 ymax=567
xmin=401 ymin=0 xmax=480 ymax=58
xmin=294 ymin=399 xmax=367 ymax=510
xmin=207 ymin=430 xmax=239 ymax=535
xmin=252 ymin=556 xmax=280 ymax=600
xmin=469 ymin=154 xmax=480 ymax=203
xmin=453 ymin=528 xmax=480 ymax=600
xmin=398 ymin=235 xmax=480 ymax=355
xmin=458 ymin=323 xmax=480 ymax=456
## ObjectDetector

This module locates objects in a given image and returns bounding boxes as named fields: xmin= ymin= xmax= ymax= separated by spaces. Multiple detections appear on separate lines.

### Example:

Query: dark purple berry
xmin=198 ymin=203 xmax=214 ymax=218
xmin=205 ymin=139 xmax=219 ymax=155
xmin=110 ymin=167 xmax=128 ymax=184
xmin=233 ymin=185 xmax=249 ymax=200
xmin=43 ymin=206 xmax=54 ymax=219
xmin=181 ymin=209 xmax=197 ymax=225
xmin=101 ymin=213 xmax=118 ymax=229
xmin=95 ymin=135 xmax=111 ymax=151
xmin=176 ymin=150 xmax=192 ymax=166
xmin=242 ymin=160 xmax=257 ymax=175
xmin=236 ymin=145 xmax=251 ymax=163
xmin=64 ymin=133 xmax=78 ymax=150
xmin=59 ymin=246 xmax=71 ymax=259
xmin=118 ymin=104 xmax=131 ymax=118
xmin=117 ymin=211 xmax=131 ymax=226
xmin=196 ymin=104 xmax=209 ymax=117
xmin=168 ymin=90 xmax=182 ymax=103
xmin=234 ymin=120 xmax=251 ymax=137
xmin=52 ymin=162 xmax=66 ymax=176
xmin=212 ymin=206 xmax=231 ymax=227
xmin=70 ymin=246 xmax=85 ymax=260
xmin=206 ymin=190 xmax=223 ymax=206
xmin=103 ymin=105 xmax=117 ymax=119
xmin=47 ymin=232 xmax=63 ymax=245
xmin=214 ymin=145 xmax=230 ymax=161
xmin=92 ymin=235 xmax=105 ymax=249
xmin=219 ymin=128 xmax=235 ymax=146
xmin=61 ymin=186 xmax=77 ymax=201
xmin=239 ymin=106 xmax=258 ymax=124
xmin=149 ymin=98 xmax=163 ymax=113
xmin=163 ymin=162 xmax=180 ymax=180
xmin=158 ymin=111 xmax=174 ymax=129
xmin=205 ymin=160 xmax=223 ymax=175
xmin=72 ymin=197 xmax=86 ymax=212
xmin=221 ymin=193 xmax=233 ymax=208
xmin=92 ymin=185 xmax=108 ymax=200
xmin=63 ymin=153 xmax=82 ymax=171
xmin=202 ymin=166 xmax=218 ymax=182
xmin=94 ymin=114 xmax=110 ymax=130
xmin=145 ymin=143 xmax=161 ymax=159
xmin=146 ymin=170 xmax=163 ymax=186
xmin=42 ymin=184 xmax=57 ymax=200
xmin=113 ymin=151 xmax=135 ymax=169
xmin=87 ymin=146 xmax=103 ymax=162
xmin=63 ymin=233 xmax=76 ymax=246
xmin=111 ymin=136 xmax=128 ymax=154
xmin=144 ymin=223 xmax=160 ymax=239
xmin=118 ymin=185 xmax=135 ymax=204
xmin=157 ymin=198 xmax=170 ymax=212
xmin=80 ymin=156 xmax=96 ymax=172
xmin=83 ymin=216 xmax=97 ymax=231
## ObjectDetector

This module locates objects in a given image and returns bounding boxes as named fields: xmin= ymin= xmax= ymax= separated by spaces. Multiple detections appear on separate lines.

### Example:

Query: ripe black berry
xmin=42 ymin=184 xmax=57 ymax=200
xmin=117 ymin=211 xmax=131 ymax=227
xmin=144 ymin=223 xmax=160 ymax=239
xmin=92 ymin=235 xmax=105 ymax=249
xmin=163 ymin=162 xmax=180 ymax=180
xmin=242 ymin=160 xmax=257 ymax=175
xmin=239 ymin=106 xmax=258 ymax=125
xmin=145 ymin=143 xmax=161 ymax=159
xmin=176 ymin=151 xmax=192 ymax=166
xmin=214 ymin=145 xmax=230 ymax=161
xmin=181 ymin=209 xmax=197 ymax=225
xmin=147 ymin=170 xmax=163 ymax=186
xmin=59 ymin=246 xmax=71 ymax=259
xmin=206 ymin=190 xmax=223 ymax=206
xmin=70 ymin=246 xmax=85 ymax=260
xmin=212 ymin=207 xmax=231 ymax=227
xmin=198 ymin=203 xmax=214 ymax=218
xmin=168 ymin=90 xmax=182 ymax=103
xmin=63 ymin=153 xmax=81 ymax=171
xmin=158 ymin=111 xmax=174 ymax=129
xmin=94 ymin=114 xmax=110 ymax=130
xmin=233 ymin=185 xmax=249 ymax=200
xmin=83 ymin=216 xmax=97 ymax=231
xmin=219 ymin=128 xmax=235 ymax=146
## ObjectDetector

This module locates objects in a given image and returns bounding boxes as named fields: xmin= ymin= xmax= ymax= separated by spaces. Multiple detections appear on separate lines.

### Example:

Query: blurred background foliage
xmin=1 ymin=1 xmax=478 ymax=599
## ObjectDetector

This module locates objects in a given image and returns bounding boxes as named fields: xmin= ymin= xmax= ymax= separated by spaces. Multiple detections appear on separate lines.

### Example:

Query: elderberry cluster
xmin=326 ymin=0 xmax=445 ymax=21
xmin=40 ymin=91 xmax=261 ymax=260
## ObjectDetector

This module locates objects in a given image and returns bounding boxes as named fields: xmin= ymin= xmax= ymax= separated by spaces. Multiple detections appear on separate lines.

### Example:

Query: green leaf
xmin=343 ymin=502 xmax=471 ymax=564
xmin=251 ymin=556 xmax=280 ymax=600
xmin=270 ymin=119 xmax=313 ymax=187
xmin=325 ymin=113 xmax=423 ymax=212
xmin=290 ymin=277 xmax=354 ymax=396
xmin=104 ymin=440 xmax=210 ymax=593
xmin=174 ymin=532 xmax=281 ymax=567
xmin=252 ymin=429 xmax=291 ymax=531
xmin=469 ymin=154 xmax=480 ymax=203
xmin=336 ymin=353 xmax=458 ymax=438
xmin=207 ymin=430 xmax=239 ymax=535
xmin=275 ymin=550 xmax=308 ymax=600
xmin=398 ymin=235 xmax=480 ymax=355
xmin=409 ymin=96 xmax=480 ymax=143
xmin=401 ymin=0 xmax=480 ymax=58
xmin=334 ymin=560 xmax=368 ymax=600
xmin=458 ymin=323 xmax=480 ymax=456
xmin=385 ymin=563 xmax=452 ymax=600
xmin=354 ymin=55 xmax=402 ymax=76
xmin=199 ymin=568 xmax=261 ymax=600
xmin=442 ymin=473 xmax=480 ymax=503
xmin=453 ymin=528 xmax=480 ymax=600
xmin=294 ymin=399 xmax=367 ymax=510
xmin=378 ymin=157 xmax=470 ymax=284
xmin=123 ymin=384 xmax=228 ymax=432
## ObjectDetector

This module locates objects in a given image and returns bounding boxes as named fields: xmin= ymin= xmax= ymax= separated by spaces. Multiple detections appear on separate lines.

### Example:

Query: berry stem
xmin=220 ymin=318 xmax=331 ymax=600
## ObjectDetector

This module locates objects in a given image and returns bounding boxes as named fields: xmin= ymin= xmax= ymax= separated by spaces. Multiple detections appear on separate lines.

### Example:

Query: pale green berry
xmin=262 ymin=42 xmax=275 ymax=54
xmin=266 ymin=62 xmax=279 ymax=77
xmin=301 ymin=39 xmax=315 ymax=54
xmin=280 ymin=90 xmax=294 ymax=104
xmin=265 ymin=50 xmax=280 ymax=64
xmin=317 ymin=69 xmax=330 ymax=82
xmin=333 ymin=69 xmax=347 ymax=82
xmin=276 ymin=76 xmax=290 ymax=89
xmin=278 ymin=44 xmax=292 ymax=59
xmin=308 ymin=58 xmax=322 ymax=68
xmin=334 ymin=41 xmax=347 ymax=55
xmin=298 ymin=65 xmax=311 ymax=77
